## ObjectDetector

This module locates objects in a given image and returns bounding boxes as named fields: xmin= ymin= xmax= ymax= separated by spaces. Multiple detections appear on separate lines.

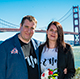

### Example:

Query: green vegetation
xmin=72 ymin=67 xmax=80 ymax=79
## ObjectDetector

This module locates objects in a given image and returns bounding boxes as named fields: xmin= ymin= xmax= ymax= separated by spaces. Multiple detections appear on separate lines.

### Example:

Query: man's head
xmin=20 ymin=15 xmax=37 ymax=27
xmin=18 ymin=15 xmax=37 ymax=43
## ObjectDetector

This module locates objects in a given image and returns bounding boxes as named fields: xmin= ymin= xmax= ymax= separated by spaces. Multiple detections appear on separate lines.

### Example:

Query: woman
xmin=39 ymin=21 xmax=75 ymax=79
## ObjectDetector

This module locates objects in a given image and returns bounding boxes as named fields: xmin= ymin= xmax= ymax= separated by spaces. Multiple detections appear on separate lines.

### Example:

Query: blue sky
xmin=0 ymin=0 xmax=80 ymax=41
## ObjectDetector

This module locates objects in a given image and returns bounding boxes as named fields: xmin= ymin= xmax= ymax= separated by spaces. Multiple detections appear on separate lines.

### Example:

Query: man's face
xmin=19 ymin=19 xmax=36 ymax=43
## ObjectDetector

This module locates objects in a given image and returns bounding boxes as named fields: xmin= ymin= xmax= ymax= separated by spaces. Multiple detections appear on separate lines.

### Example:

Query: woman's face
xmin=47 ymin=24 xmax=58 ymax=42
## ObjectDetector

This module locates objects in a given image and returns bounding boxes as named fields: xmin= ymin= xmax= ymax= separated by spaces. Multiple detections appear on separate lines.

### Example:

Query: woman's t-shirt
xmin=40 ymin=46 xmax=58 ymax=79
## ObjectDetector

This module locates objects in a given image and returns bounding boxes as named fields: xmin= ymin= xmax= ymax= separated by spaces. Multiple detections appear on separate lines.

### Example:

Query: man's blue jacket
xmin=0 ymin=33 xmax=41 ymax=79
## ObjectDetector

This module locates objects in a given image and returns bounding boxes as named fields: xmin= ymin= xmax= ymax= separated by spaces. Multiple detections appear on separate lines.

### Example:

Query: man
xmin=0 ymin=15 xmax=41 ymax=79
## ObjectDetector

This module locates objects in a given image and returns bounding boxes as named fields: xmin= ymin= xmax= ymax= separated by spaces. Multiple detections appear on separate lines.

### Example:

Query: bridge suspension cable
xmin=39 ymin=7 xmax=73 ymax=29
xmin=0 ymin=18 xmax=19 ymax=28
xmin=58 ymin=7 xmax=72 ymax=23
xmin=59 ymin=13 xmax=72 ymax=23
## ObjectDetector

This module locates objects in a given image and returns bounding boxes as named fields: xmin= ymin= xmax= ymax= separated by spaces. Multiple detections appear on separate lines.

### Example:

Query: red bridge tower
xmin=73 ymin=6 xmax=80 ymax=46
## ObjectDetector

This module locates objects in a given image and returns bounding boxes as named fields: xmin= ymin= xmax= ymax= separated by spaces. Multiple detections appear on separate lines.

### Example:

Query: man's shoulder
xmin=31 ymin=38 xmax=43 ymax=46
xmin=31 ymin=38 xmax=41 ymax=42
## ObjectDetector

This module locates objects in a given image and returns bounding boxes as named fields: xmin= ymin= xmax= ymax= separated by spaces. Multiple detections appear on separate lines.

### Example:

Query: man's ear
xmin=46 ymin=30 xmax=48 ymax=34
xmin=20 ymin=23 xmax=22 ymax=29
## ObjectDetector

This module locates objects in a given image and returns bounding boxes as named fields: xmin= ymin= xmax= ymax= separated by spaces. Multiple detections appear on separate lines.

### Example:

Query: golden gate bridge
xmin=0 ymin=6 xmax=80 ymax=46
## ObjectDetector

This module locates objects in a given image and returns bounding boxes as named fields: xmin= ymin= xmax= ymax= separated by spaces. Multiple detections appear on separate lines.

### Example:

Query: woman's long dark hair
xmin=45 ymin=21 xmax=66 ymax=50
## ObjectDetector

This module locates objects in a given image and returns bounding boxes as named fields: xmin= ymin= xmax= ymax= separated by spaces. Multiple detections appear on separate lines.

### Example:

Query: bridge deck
xmin=0 ymin=28 xmax=78 ymax=35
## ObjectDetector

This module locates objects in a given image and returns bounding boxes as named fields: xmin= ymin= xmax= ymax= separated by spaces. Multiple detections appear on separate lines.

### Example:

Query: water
xmin=72 ymin=46 xmax=80 ymax=68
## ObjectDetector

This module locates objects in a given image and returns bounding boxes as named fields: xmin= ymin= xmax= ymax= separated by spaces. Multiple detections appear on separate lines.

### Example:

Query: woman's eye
xmin=25 ymin=26 xmax=28 ymax=28
xmin=50 ymin=29 xmax=53 ymax=31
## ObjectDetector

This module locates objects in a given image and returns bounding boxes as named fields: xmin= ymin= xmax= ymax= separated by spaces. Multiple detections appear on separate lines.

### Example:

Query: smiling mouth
xmin=51 ymin=35 xmax=55 ymax=37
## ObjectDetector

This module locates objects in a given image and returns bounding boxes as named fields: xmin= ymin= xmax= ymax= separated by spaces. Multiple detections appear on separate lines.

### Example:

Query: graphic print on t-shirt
xmin=19 ymin=39 xmax=39 ymax=79
xmin=25 ymin=55 xmax=37 ymax=68
xmin=42 ymin=57 xmax=57 ymax=66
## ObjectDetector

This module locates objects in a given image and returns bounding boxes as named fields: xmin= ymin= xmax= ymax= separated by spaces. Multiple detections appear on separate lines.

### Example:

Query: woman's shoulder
xmin=39 ymin=43 xmax=46 ymax=53
xmin=64 ymin=43 xmax=73 ymax=54
xmin=39 ymin=42 xmax=46 ymax=47
xmin=65 ymin=43 xmax=72 ymax=49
